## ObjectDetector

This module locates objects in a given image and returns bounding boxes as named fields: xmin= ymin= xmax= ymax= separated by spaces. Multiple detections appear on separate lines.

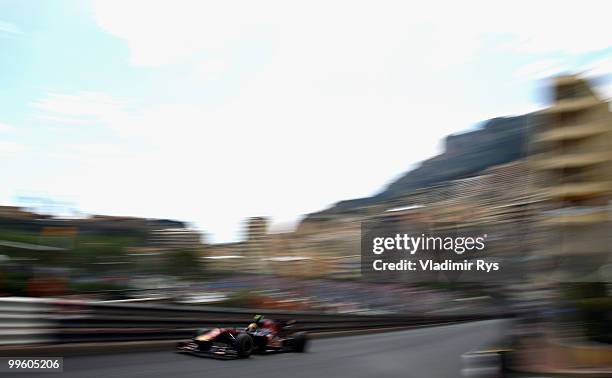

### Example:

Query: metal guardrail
xmin=462 ymin=350 xmax=507 ymax=378
xmin=461 ymin=333 xmax=514 ymax=378
xmin=0 ymin=297 xmax=501 ymax=346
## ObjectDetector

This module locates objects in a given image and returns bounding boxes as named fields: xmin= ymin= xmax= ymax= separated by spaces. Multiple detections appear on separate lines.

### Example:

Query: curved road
xmin=24 ymin=320 xmax=507 ymax=378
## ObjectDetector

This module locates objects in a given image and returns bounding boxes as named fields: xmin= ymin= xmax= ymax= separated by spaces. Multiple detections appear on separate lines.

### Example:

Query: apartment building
xmin=530 ymin=75 xmax=612 ymax=280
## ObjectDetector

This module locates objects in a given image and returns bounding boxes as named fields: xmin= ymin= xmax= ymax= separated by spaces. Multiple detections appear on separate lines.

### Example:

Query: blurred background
xmin=1 ymin=0 xmax=612 ymax=377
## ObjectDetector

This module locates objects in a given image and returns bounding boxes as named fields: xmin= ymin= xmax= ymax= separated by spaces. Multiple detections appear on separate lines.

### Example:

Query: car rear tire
xmin=292 ymin=332 xmax=308 ymax=352
xmin=234 ymin=333 xmax=253 ymax=358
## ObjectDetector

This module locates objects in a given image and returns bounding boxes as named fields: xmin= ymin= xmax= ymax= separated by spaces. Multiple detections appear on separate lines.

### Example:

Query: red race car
xmin=176 ymin=318 xmax=308 ymax=358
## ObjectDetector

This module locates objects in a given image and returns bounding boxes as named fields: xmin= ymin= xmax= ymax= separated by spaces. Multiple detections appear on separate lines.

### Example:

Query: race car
xmin=175 ymin=318 xmax=308 ymax=358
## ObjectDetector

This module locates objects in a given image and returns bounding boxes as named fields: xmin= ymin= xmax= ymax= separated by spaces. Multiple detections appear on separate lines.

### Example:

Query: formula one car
xmin=176 ymin=320 xmax=308 ymax=358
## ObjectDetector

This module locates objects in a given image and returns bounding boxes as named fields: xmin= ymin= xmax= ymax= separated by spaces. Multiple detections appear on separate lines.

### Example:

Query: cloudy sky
xmin=1 ymin=0 xmax=611 ymax=242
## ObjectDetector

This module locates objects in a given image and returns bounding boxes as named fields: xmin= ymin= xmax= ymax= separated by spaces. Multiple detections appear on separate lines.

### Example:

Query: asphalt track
xmin=18 ymin=320 xmax=507 ymax=378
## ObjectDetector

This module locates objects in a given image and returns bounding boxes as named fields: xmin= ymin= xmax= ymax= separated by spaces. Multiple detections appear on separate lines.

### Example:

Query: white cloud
xmin=31 ymin=92 xmax=129 ymax=121
xmin=0 ymin=20 xmax=22 ymax=35
xmin=513 ymin=59 xmax=569 ymax=81
xmin=0 ymin=141 xmax=26 ymax=157
xmin=92 ymin=0 xmax=612 ymax=68
xmin=91 ymin=0 xmax=488 ymax=68
xmin=483 ymin=3 xmax=611 ymax=55
xmin=0 ymin=122 xmax=16 ymax=133
xmin=191 ymin=58 xmax=232 ymax=84
xmin=91 ymin=1 xmax=261 ymax=67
